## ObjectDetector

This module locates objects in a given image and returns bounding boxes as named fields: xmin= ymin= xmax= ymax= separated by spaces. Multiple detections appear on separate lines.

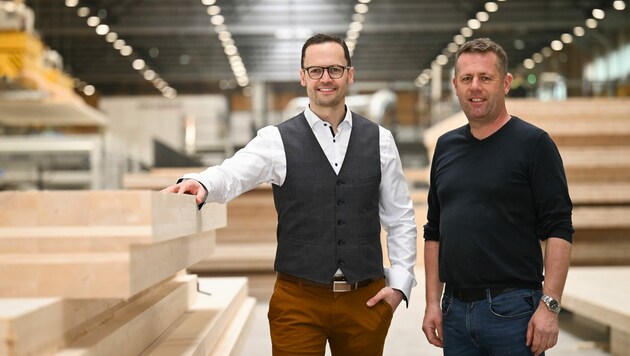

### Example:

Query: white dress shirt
xmin=183 ymin=106 xmax=417 ymax=300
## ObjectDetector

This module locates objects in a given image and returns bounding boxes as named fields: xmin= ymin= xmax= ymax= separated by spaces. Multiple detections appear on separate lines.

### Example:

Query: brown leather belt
xmin=277 ymin=272 xmax=382 ymax=292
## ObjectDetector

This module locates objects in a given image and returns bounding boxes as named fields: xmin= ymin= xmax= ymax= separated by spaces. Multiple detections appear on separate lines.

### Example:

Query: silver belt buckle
xmin=333 ymin=280 xmax=353 ymax=292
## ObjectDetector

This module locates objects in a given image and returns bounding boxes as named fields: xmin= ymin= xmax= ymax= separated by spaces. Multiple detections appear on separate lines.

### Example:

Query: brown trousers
xmin=268 ymin=276 xmax=393 ymax=356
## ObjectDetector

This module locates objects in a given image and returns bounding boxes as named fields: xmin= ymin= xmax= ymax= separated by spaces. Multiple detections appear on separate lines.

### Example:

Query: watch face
xmin=542 ymin=295 xmax=561 ymax=312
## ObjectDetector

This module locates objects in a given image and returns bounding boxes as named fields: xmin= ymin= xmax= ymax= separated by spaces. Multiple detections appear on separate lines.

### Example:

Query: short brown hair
xmin=455 ymin=38 xmax=508 ymax=77
xmin=301 ymin=33 xmax=351 ymax=69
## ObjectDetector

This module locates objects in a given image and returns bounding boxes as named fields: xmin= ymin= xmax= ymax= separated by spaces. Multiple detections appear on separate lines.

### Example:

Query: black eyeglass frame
xmin=303 ymin=65 xmax=351 ymax=79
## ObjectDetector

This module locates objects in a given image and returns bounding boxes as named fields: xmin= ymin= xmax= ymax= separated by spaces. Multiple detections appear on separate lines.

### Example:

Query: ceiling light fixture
xmin=592 ymin=9 xmax=605 ymax=19
xmin=346 ymin=1 xmax=370 ymax=57
xmin=202 ymin=1 xmax=249 ymax=88
xmin=416 ymin=1 xmax=507 ymax=87
xmin=518 ymin=3 xmax=615 ymax=73
xmin=68 ymin=1 xmax=176 ymax=98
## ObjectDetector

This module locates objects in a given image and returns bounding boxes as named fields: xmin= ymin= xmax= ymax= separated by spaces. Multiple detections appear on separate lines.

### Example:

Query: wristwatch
xmin=541 ymin=294 xmax=561 ymax=313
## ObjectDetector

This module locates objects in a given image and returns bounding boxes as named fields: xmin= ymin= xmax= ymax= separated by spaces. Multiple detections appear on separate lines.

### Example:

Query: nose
xmin=470 ymin=76 xmax=482 ymax=89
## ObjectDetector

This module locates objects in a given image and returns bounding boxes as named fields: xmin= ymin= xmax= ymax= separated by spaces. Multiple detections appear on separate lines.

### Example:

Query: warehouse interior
xmin=1 ymin=0 xmax=629 ymax=355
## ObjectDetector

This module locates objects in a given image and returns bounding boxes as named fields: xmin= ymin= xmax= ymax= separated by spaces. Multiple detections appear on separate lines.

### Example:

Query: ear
xmin=300 ymin=69 xmax=307 ymax=87
xmin=504 ymin=72 xmax=513 ymax=95
xmin=347 ymin=66 xmax=355 ymax=85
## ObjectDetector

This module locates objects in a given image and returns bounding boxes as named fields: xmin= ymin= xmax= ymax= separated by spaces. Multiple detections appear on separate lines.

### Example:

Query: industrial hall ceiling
xmin=25 ymin=0 xmax=630 ymax=96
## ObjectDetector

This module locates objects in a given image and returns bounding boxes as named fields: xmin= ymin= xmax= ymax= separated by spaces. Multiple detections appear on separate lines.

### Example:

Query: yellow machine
xmin=0 ymin=1 xmax=74 ymax=96
xmin=0 ymin=31 xmax=75 ymax=92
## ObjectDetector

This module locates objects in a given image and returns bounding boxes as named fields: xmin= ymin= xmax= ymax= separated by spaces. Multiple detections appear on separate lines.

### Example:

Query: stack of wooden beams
xmin=189 ymin=185 xmax=277 ymax=274
xmin=421 ymin=98 xmax=630 ymax=265
xmin=123 ymin=169 xmax=277 ymax=275
xmin=0 ymin=190 xmax=255 ymax=355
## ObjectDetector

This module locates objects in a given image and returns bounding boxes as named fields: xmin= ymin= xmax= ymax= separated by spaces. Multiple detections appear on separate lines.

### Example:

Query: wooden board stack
xmin=123 ymin=169 xmax=277 ymax=276
xmin=0 ymin=190 xmax=255 ymax=356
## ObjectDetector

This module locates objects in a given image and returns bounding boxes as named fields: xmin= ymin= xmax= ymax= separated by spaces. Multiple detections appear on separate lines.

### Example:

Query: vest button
xmin=337 ymin=219 xmax=344 ymax=225
xmin=338 ymin=240 xmax=345 ymax=246
xmin=338 ymin=259 xmax=345 ymax=266
xmin=337 ymin=180 xmax=345 ymax=185
xmin=337 ymin=200 xmax=344 ymax=206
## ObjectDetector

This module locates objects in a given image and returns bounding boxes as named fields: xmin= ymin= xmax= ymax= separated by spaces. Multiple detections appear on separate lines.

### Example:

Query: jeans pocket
xmin=489 ymin=290 xmax=536 ymax=319
xmin=441 ymin=295 xmax=452 ymax=316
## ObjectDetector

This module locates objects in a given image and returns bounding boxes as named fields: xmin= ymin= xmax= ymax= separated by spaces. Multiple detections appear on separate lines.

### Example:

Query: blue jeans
xmin=441 ymin=288 xmax=543 ymax=356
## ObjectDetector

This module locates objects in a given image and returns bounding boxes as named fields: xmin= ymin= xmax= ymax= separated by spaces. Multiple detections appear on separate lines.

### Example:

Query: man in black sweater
xmin=421 ymin=38 xmax=573 ymax=356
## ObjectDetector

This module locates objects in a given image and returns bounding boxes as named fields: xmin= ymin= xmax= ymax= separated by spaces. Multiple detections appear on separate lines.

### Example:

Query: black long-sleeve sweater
xmin=423 ymin=116 xmax=574 ymax=290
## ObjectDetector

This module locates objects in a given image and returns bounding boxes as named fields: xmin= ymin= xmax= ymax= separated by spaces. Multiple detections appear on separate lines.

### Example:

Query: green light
xmin=527 ymin=74 xmax=537 ymax=84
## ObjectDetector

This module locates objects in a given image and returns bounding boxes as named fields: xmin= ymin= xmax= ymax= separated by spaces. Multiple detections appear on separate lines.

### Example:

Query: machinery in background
xmin=0 ymin=0 xmax=107 ymax=125
xmin=0 ymin=0 xmax=109 ymax=190
xmin=0 ymin=1 xmax=75 ymax=104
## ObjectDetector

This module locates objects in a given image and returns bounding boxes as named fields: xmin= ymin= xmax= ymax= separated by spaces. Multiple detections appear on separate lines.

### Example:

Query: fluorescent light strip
xmin=65 ymin=0 xmax=176 ymax=98
xmin=203 ymin=1 xmax=249 ymax=88
xmin=346 ymin=1 xmax=370 ymax=57
xmin=519 ymin=2 xmax=626 ymax=71
xmin=414 ymin=1 xmax=506 ymax=87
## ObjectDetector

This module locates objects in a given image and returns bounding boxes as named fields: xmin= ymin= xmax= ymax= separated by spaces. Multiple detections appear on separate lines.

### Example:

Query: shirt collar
xmin=304 ymin=105 xmax=353 ymax=129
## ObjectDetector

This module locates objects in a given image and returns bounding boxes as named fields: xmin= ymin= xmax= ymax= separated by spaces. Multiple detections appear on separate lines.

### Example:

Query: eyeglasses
xmin=303 ymin=65 xmax=350 ymax=79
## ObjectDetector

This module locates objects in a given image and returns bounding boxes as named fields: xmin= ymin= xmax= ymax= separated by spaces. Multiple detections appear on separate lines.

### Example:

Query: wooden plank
xmin=562 ymin=267 xmax=630 ymax=355
xmin=139 ymin=277 xmax=250 ymax=356
xmin=506 ymin=98 xmax=630 ymax=121
xmin=122 ymin=167 xmax=207 ymax=190
xmin=53 ymin=273 xmax=198 ymax=356
xmin=124 ymin=171 xmax=277 ymax=244
xmin=404 ymin=167 xmax=430 ymax=186
xmin=563 ymin=267 xmax=630 ymax=334
xmin=188 ymin=242 xmax=276 ymax=273
xmin=409 ymin=189 xmax=428 ymax=205
xmin=123 ymin=174 xmax=181 ymax=190
xmin=0 ymin=274 xmax=194 ymax=356
xmin=573 ymin=206 xmax=630 ymax=229
xmin=209 ymin=297 xmax=256 ymax=356
xmin=216 ymin=187 xmax=276 ymax=244
xmin=0 ymin=231 xmax=215 ymax=298
xmin=569 ymin=235 xmax=630 ymax=265
xmin=506 ymin=98 xmax=630 ymax=148
xmin=611 ymin=329 xmax=630 ymax=356
xmin=569 ymin=182 xmax=630 ymax=205
xmin=562 ymin=147 xmax=630 ymax=183
xmin=0 ymin=190 xmax=226 ymax=252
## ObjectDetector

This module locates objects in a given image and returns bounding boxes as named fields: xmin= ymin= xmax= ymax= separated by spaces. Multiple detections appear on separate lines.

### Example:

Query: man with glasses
xmin=162 ymin=33 xmax=417 ymax=355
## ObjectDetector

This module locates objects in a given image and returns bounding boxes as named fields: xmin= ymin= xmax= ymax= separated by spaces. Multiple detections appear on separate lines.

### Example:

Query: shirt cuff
xmin=384 ymin=266 xmax=417 ymax=308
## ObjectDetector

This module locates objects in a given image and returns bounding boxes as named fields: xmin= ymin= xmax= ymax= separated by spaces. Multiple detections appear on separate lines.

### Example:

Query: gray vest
xmin=272 ymin=112 xmax=383 ymax=284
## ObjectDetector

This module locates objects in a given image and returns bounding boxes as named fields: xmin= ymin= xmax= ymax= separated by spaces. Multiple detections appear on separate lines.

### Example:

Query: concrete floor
xmin=240 ymin=271 xmax=611 ymax=356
